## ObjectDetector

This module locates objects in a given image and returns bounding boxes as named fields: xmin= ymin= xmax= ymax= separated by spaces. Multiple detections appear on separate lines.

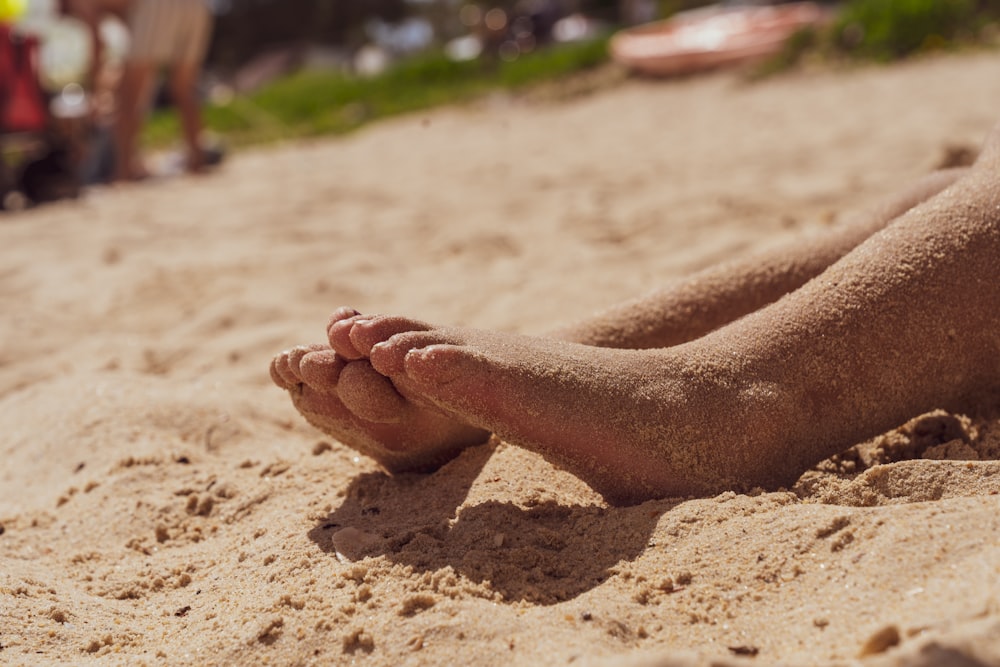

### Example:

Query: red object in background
xmin=610 ymin=3 xmax=828 ymax=77
xmin=0 ymin=23 xmax=48 ymax=133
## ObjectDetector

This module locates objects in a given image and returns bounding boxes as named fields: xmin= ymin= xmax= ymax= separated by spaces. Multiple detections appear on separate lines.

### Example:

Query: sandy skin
xmin=272 ymin=124 xmax=1000 ymax=504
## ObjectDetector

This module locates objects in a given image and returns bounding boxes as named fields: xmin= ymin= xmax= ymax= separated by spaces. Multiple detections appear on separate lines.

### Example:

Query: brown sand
xmin=3 ymin=52 xmax=1000 ymax=666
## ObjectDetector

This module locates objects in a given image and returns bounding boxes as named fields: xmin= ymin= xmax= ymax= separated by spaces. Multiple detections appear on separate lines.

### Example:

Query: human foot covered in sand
xmin=270 ymin=308 xmax=492 ymax=473
xmin=272 ymin=123 xmax=1000 ymax=504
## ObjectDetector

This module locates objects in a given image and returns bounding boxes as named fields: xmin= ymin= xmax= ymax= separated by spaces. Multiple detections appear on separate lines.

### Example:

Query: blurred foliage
xmin=753 ymin=0 xmax=1000 ymax=75
xmin=157 ymin=0 xmax=1000 ymax=151
xmin=834 ymin=0 xmax=981 ymax=59
xmin=748 ymin=25 xmax=822 ymax=79
xmin=148 ymin=36 xmax=610 ymax=147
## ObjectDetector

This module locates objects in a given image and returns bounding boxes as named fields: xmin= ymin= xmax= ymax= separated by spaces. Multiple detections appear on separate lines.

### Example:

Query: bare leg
xmin=340 ymin=124 xmax=1000 ymax=503
xmin=168 ymin=62 xmax=205 ymax=173
xmin=271 ymin=168 xmax=966 ymax=475
xmin=115 ymin=61 xmax=155 ymax=181
xmin=553 ymin=167 xmax=966 ymax=349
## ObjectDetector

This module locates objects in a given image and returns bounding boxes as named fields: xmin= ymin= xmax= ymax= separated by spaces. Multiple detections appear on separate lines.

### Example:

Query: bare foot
xmin=270 ymin=308 xmax=490 ymax=473
xmin=273 ymin=124 xmax=1000 ymax=496
xmin=351 ymin=317 xmax=758 ymax=503
xmin=337 ymin=129 xmax=1000 ymax=503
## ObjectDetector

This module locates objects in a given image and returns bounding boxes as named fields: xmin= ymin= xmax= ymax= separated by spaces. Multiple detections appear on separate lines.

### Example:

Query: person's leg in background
xmin=113 ymin=57 xmax=154 ymax=181
xmin=167 ymin=0 xmax=213 ymax=173
xmin=115 ymin=0 xmax=213 ymax=180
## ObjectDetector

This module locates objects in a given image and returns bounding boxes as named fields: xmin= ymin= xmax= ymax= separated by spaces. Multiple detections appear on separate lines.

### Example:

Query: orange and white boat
xmin=609 ymin=2 xmax=829 ymax=76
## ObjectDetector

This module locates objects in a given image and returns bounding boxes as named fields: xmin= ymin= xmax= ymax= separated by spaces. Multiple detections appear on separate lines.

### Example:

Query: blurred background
xmin=2 ymin=0 xmax=1000 ymax=207
xmin=13 ymin=0 xmax=633 ymax=139
xmin=7 ymin=0 xmax=995 ymax=144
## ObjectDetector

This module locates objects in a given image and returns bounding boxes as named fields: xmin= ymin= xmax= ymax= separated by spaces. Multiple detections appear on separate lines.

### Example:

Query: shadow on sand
xmin=306 ymin=443 xmax=668 ymax=604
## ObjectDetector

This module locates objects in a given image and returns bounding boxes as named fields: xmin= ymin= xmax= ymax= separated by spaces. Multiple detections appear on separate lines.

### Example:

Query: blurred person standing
xmin=60 ymin=0 xmax=214 ymax=181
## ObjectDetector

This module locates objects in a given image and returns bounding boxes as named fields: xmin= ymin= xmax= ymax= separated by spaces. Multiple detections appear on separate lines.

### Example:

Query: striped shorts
xmin=128 ymin=0 xmax=212 ymax=66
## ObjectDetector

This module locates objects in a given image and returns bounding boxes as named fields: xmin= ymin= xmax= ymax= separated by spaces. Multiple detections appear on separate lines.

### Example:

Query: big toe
xmin=369 ymin=330 xmax=469 ymax=376
xmin=398 ymin=344 xmax=493 ymax=411
xmin=337 ymin=360 xmax=407 ymax=423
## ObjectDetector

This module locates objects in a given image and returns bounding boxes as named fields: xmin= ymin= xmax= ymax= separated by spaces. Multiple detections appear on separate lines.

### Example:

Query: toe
xmin=326 ymin=306 xmax=361 ymax=335
xmin=369 ymin=330 xmax=452 ymax=376
xmin=269 ymin=355 xmax=287 ymax=388
xmin=270 ymin=351 xmax=300 ymax=388
xmin=299 ymin=349 xmax=346 ymax=390
xmin=328 ymin=314 xmax=371 ymax=360
xmin=338 ymin=360 xmax=407 ymax=423
xmin=289 ymin=381 xmax=354 ymax=425
xmin=287 ymin=344 xmax=326 ymax=375
xmin=402 ymin=344 xmax=480 ymax=390
xmin=350 ymin=315 xmax=433 ymax=356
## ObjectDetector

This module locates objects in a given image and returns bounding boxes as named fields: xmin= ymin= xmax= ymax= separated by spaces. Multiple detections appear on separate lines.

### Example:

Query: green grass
xmin=749 ymin=0 xmax=1000 ymax=79
xmin=145 ymin=36 xmax=611 ymax=148
xmin=834 ymin=0 xmax=980 ymax=60
xmin=146 ymin=1 xmax=1000 ymax=148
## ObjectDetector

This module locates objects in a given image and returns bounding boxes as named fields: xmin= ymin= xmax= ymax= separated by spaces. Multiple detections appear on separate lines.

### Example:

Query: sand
xmin=2 ymin=51 xmax=1000 ymax=666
